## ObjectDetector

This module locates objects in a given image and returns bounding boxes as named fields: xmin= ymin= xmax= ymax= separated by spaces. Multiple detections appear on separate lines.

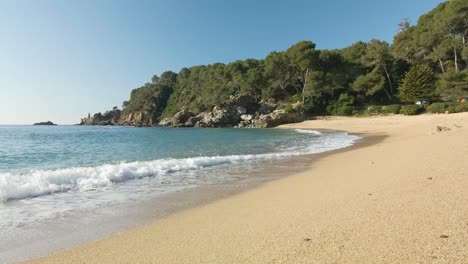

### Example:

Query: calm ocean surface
xmin=0 ymin=125 xmax=358 ymax=261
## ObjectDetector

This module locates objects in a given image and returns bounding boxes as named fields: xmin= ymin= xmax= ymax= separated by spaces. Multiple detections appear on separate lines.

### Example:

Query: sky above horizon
xmin=0 ymin=0 xmax=445 ymax=124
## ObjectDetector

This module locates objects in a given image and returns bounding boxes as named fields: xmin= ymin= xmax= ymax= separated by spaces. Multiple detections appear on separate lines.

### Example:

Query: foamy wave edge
xmin=0 ymin=132 xmax=359 ymax=202
xmin=294 ymin=129 xmax=322 ymax=135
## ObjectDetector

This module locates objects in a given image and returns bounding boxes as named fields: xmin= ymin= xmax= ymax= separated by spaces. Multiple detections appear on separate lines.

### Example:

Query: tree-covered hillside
xmin=81 ymin=0 xmax=467 ymax=127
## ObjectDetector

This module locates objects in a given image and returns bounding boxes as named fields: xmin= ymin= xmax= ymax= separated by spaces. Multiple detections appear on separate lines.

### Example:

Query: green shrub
xmin=427 ymin=102 xmax=467 ymax=114
xmin=400 ymin=105 xmax=423 ymax=115
xmin=427 ymin=102 xmax=447 ymax=113
xmin=455 ymin=103 xmax=468 ymax=113
xmin=446 ymin=105 xmax=458 ymax=113
xmin=365 ymin=104 xmax=400 ymax=115
xmin=338 ymin=93 xmax=355 ymax=106
xmin=290 ymin=94 xmax=302 ymax=103
xmin=336 ymin=106 xmax=355 ymax=116
xmin=366 ymin=105 xmax=383 ymax=114
xmin=283 ymin=103 xmax=295 ymax=113
xmin=445 ymin=102 xmax=458 ymax=107
xmin=189 ymin=100 xmax=209 ymax=113
xmin=381 ymin=104 xmax=400 ymax=114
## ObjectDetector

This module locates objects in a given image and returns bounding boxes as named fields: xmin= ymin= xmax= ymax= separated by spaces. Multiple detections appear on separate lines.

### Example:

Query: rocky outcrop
xmin=118 ymin=111 xmax=156 ymax=126
xmin=237 ymin=110 xmax=304 ymax=128
xmin=80 ymin=107 xmax=163 ymax=126
xmin=157 ymin=95 xmax=260 ymax=128
xmin=33 ymin=121 xmax=57 ymax=126
xmin=184 ymin=115 xmax=203 ymax=127
xmin=159 ymin=109 xmax=194 ymax=127
xmin=257 ymin=99 xmax=277 ymax=115
xmin=80 ymin=94 xmax=304 ymax=128
xmin=79 ymin=84 xmax=173 ymax=126
xmin=159 ymin=104 xmax=303 ymax=129
xmin=172 ymin=109 xmax=195 ymax=126
xmin=195 ymin=105 xmax=243 ymax=127
xmin=80 ymin=108 xmax=122 ymax=126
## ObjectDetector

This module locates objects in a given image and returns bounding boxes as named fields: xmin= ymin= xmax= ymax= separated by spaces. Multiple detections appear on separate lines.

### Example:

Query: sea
xmin=0 ymin=125 xmax=359 ymax=262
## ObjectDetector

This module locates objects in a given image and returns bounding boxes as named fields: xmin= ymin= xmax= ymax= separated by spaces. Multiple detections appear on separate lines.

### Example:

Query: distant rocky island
xmin=33 ymin=121 xmax=57 ymax=126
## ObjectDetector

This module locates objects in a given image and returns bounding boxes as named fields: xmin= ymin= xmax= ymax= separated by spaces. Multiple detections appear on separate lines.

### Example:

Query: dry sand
xmin=29 ymin=113 xmax=468 ymax=263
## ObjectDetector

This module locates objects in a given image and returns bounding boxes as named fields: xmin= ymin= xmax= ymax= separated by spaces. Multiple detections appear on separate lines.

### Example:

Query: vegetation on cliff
xmin=82 ymin=0 xmax=467 ymax=127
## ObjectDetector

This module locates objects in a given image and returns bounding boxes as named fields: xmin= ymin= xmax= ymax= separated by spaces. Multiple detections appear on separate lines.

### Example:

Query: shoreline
xmin=28 ymin=113 xmax=468 ymax=263
xmin=2 ymin=128 xmax=361 ymax=264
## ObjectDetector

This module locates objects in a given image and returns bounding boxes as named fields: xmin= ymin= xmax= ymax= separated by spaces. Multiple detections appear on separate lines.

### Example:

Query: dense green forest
xmin=92 ymin=0 xmax=467 ymax=126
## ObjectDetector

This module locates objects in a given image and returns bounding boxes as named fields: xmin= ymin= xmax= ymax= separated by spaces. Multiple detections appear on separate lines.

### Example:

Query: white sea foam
xmin=294 ymin=129 xmax=322 ymax=135
xmin=0 ymin=132 xmax=359 ymax=202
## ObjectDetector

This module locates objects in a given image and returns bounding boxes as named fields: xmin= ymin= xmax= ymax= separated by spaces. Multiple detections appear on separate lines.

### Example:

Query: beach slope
xmin=29 ymin=113 xmax=468 ymax=263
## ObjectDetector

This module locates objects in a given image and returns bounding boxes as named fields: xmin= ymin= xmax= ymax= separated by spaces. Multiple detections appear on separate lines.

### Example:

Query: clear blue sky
xmin=0 ymin=0 xmax=445 ymax=124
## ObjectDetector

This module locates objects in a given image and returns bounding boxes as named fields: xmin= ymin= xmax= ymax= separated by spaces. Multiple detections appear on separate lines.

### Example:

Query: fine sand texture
xmin=29 ymin=113 xmax=468 ymax=263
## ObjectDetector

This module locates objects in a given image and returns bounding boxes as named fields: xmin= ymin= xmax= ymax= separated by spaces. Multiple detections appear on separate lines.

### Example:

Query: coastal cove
xmin=27 ymin=113 xmax=468 ymax=263
xmin=1 ymin=1 xmax=466 ymax=263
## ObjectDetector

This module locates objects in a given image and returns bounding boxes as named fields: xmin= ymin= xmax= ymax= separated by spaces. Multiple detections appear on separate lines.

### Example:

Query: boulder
xmin=197 ymin=105 xmax=241 ymax=127
xmin=250 ymin=110 xmax=303 ymax=128
xmin=158 ymin=117 xmax=173 ymax=126
xmin=184 ymin=115 xmax=203 ymax=127
xmin=257 ymin=99 xmax=278 ymax=115
xmin=237 ymin=106 xmax=247 ymax=115
xmin=228 ymin=95 xmax=259 ymax=113
xmin=172 ymin=109 xmax=194 ymax=126
xmin=235 ymin=120 xmax=252 ymax=128
xmin=119 ymin=111 xmax=154 ymax=126
xmin=240 ymin=114 xmax=253 ymax=121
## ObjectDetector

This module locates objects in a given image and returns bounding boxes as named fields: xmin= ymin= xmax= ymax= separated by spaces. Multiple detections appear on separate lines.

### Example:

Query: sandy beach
xmin=29 ymin=113 xmax=468 ymax=263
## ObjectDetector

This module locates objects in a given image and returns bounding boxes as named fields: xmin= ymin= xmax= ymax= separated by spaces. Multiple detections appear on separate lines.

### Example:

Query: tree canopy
xmin=115 ymin=0 xmax=467 ymax=120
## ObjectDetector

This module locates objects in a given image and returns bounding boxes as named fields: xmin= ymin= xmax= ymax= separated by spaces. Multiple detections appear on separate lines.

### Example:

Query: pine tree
xmin=399 ymin=64 xmax=436 ymax=102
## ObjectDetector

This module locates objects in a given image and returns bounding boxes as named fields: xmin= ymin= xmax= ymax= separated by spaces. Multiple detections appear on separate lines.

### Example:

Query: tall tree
xmin=362 ymin=39 xmax=394 ymax=98
xmin=342 ymin=41 xmax=368 ymax=65
xmin=160 ymin=71 xmax=178 ymax=86
xmin=442 ymin=0 xmax=468 ymax=71
xmin=399 ymin=64 xmax=436 ymax=103
xmin=437 ymin=70 xmax=468 ymax=100
xmin=351 ymin=69 xmax=386 ymax=97
xmin=398 ymin=17 xmax=410 ymax=32
xmin=284 ymin=41 xmax=320 ymax=103
xmin=264 ymin=51 xmax=292 ymax=98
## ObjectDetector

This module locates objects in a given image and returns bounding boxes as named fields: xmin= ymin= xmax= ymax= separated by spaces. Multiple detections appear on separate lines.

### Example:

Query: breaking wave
xmin=294 ymin=129 xmax=322 ymax=135
xmin=0 ymin=131 xmax=359 ymax=202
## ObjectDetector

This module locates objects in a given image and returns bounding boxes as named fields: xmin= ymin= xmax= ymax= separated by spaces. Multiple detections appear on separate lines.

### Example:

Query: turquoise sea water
xmin=0 ymin=126 xmax=342 ymax=174
xmin=0 ymin=125 xmax=358 ymax=260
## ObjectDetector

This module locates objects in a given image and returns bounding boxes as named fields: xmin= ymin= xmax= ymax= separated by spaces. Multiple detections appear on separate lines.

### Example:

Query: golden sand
xmin=29 ymin=113 xmax=468 ymax=263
